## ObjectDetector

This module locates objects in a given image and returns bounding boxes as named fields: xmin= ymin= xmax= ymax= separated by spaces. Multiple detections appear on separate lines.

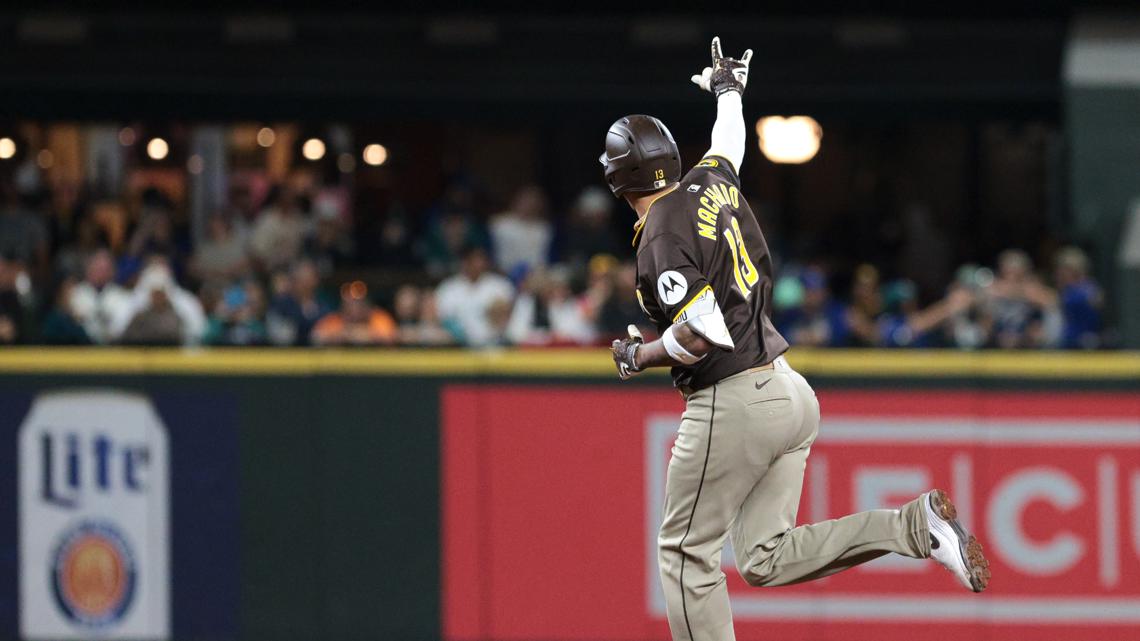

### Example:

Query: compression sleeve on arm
xmin=704 ymin=91 xmax=745 ymax=174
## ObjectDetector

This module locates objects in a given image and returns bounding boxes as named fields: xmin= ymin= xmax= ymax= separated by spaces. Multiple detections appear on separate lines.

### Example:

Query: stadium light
xmin=147 ymin=137 xmax=169 ymax=160
xmin=362 ymin=143 xmax=388 ymax=166
xmin=756 ymin=116 xmax=822 ymax=164
xmin=301 ymin=138 xmax=325 ymax=161
xmin=256 ymin=127 xmax=276 ymax=147
xmin=0 ymin=137 xmax=15 ymax=159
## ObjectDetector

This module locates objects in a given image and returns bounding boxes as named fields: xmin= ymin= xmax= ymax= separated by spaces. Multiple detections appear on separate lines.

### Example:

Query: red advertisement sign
xmin=442 ymin=386 xmax=1140 ymax=641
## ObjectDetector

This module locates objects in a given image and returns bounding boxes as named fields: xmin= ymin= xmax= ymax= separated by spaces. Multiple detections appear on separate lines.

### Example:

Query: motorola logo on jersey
xmin=657 ymin=271 xmax=688 ymax=306
xmin=50 ymin=521 xmax=137 ymax=628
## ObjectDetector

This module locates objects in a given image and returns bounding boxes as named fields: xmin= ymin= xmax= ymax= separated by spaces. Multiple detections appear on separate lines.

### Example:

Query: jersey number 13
xmin=724 ymin=216 xmax=759 ymax=298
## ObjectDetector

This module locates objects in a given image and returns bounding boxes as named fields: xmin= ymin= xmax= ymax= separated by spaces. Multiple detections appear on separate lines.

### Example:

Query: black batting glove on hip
xmin=612 ymin=324 xmax=644 ymax=381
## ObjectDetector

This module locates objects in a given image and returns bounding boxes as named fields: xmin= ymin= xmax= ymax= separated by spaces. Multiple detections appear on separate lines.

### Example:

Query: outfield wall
xmin=0 ymin=348 xmax=1136 ymax=641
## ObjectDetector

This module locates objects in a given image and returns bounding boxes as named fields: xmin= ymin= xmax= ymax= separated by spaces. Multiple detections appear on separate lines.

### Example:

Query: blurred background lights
xmin=36 ymin=149 xmax=53 ymax=169
xmin=301 ymin=137 xmax=325 ymax=160
xmin=756 ymin=116 xmax=822 ymax=164
xmin=187 ymin=154 xmax=204 ymax=174
xmin=362 ymin=143 xmax=388 ymax=166
xmin=147 ymin=137 xmax=169 ymax=160
xmin=118 ymin=127 xmax=136 ymax=146
xmin=0 ymin=137 xmax=15 ymax=159
xmin=256 ymin=127 xmax=276 ymax=147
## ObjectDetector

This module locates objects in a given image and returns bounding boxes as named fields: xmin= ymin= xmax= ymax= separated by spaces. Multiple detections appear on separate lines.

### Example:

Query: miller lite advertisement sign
xmin=18 ymin=390 xmax=170 ymax=640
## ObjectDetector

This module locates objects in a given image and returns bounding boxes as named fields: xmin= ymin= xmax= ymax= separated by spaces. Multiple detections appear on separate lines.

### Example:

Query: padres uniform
xmin=637 ymin=155 xmax=931 ymax=641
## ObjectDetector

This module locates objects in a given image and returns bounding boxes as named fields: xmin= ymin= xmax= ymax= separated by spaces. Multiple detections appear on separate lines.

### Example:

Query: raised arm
xmin=691 ymin=37 xmax=753 ymax=173
xmin=610 ymin=38 xmax=753 ymax=381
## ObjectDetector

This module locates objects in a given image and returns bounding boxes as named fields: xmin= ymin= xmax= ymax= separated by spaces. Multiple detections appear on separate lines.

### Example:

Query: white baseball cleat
xmin=925 ymin=489 xmax=990 ymax=593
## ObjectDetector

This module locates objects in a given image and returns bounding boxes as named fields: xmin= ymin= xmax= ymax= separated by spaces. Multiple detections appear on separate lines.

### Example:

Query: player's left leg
xmin=731 ymin=361 xmax=928 ymax=586
xmin=731 ymin=363 xmax=988 ymax=590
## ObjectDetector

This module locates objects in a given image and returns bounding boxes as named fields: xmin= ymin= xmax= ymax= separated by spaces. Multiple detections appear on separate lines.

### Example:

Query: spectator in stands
xmin=249 ymin=187 xmax=309 ymax=272
xmin=393 ymin=284 xmax=421 ymax=331
xmin=776 ymin=267 xmax=851 ymax=347
xmin=545 ymin=267 xmax=598 ymax=344
xmin=45 ymin=180 xmax=85 ymax=264
xmin=588 ymin=257 xmax=645 ymax=342
xmin=1053 ymin=246 xmax=1103 ymax=349
xmin=485 ymin=297 xmax=514 ymax=346
xmin=846 ymin=264 xmax=885 ymax=347
xmin=190 ymin=215 xmax=249 ymax=288
xmin=772 ymin=273 xmax=805 ymax=321
xmin=0 ymin=184 xmax=49 ymax=283
xmin=225 ymin=182 xmax=259 ymax=247
xmin=53 ymin=216 xmax=106 ymax=283
xmin=369 ymin=204 xmax=419 ymax=268
xmin=420 ymin=183 xmax=487 ymax=278
xmin=436 ymin=245 xmax=514 ymax=347
xmin=489 ymin=185 xmax=553 ymax=274
xmin=507 ymin=266 xmax=596 ymax=346
xmin=41 ymin=277 xmax=92 ymax=344
xmin=985 ymin=249 xmax=1058 ymax=348
xmin=124 ymin=189 xmax=187 ymax=279
xmin=266 ymin=258 xmax=331 ymax=346
xmin=506 ymin=269 xmax=553 ymax=345
xmin=876 ymin=279 xmax=973 ymax=348
xmin=562 ymin=187 xmax=622 ymax=267
xmin=311 ymin=281 xmax=397 ymax=345
xmin=203 ymin=280 xmax=269 ymax=346
xmin=0 ymin=253 xmax=26 ymax=344
xmin=413 ymin=291 xmax=457 ymax=346
xmin=393 ymin=284 xmax=455 ymax=346
xmin=878 ymin=280 xmax=924 ymax=347
xmin=118 ymin=292 xmax=184 ymax=345
xmin=945 ymin=264 xmax=993 ymax=349
xmin=68 ymin=249 xmax=132 ymax=344
xmin=305 ymin=205 xmax=355 ymax=277
xmin=113 ymin=258 xmax=206 ymax=345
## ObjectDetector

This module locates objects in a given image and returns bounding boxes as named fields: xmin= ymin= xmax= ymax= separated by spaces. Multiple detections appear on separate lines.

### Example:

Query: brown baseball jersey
xmin=633 ymin=155 xmax=788 ymax=390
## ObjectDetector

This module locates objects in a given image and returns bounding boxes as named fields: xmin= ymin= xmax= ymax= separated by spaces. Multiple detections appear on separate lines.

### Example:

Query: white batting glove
xmin=691 ymin=36 xmax=753 ymax=97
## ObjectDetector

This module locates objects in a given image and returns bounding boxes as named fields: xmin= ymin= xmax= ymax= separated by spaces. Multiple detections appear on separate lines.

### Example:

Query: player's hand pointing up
xmin=690 ymin=36 xmax=753 ymax=97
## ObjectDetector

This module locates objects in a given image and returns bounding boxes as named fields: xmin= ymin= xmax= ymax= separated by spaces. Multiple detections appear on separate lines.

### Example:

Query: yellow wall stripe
xmin=0 ymin=347 xmax=1135 ymax=379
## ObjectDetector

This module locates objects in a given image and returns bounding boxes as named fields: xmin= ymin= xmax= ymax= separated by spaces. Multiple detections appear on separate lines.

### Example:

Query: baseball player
xmin=602 ymin=38 xmax=990 ymax=641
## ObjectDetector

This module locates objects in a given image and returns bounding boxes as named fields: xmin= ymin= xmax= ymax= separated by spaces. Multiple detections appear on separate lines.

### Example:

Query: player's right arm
xmin=611 ymin=234 xmax=735 ymax=380
xmin=617 ymin=321 xmax=713 ymax=371
xmin=690 ymin=37 xmax=752 ymax=174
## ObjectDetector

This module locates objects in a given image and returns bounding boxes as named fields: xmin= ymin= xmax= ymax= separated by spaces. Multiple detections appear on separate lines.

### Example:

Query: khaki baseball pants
xmin=658 ymin=356 xmax=931 ymax=641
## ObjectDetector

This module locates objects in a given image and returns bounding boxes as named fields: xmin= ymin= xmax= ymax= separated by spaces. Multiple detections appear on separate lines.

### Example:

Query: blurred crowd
xmin=0 ymin=175 xmax=647 ymax=347
xmin=774 ymin=248 xmax=1103 ymax=350
xmin=0 ymin=170 xmax=1105 ymax=349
